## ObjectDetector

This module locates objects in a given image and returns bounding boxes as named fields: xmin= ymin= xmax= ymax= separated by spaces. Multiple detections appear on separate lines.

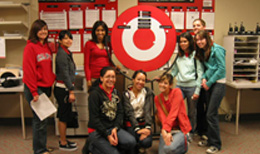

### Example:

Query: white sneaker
xmin=206 ymin=146 xmax=219 ymax=154
xmin=198 ymin=140 xmax=208 ymax=147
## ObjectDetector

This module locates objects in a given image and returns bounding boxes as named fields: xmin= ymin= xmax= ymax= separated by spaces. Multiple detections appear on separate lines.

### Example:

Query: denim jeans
xmin=177 ymin=86 xmax=197 ymax=133
xmin=158 ymin=131 xmax=187 ymax=154
xmin=88 ymin=128 xmax=136 ymax=154
xmin=24 ymin=84 xmax=52 ymax=154
xmin=125 ymin=126 xmax=153 ymax=154
xmin=206 ymin=83 xmax=226 ymax=150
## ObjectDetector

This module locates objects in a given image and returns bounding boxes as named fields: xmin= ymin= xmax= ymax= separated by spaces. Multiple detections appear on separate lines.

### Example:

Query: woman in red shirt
xmin=84 ymin=21 xmax=113 ymax=89
xmin=155 ymin=74 xmax=191 ymax=154
xmin=23 ymin=19 xmax=56 ymax=154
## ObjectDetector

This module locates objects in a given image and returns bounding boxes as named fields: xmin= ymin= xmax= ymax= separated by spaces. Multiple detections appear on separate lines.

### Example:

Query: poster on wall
xmin=40 ymin=11 xmax=67 ymax=30
xmin=85 ymin=9 xmax=100 ymax=28
xmin=171 ymin=11 xmax=184 ymax=29
xmin=186 ymin=11 xmax=199 ymax=29
xmin=69 ymin=34 xmax=81 ymax=52
xmin=69 ymin=10 xmax=83 ymax=29
xmin=102 ymin=9 xmax=116 ymax=28
xmin=202 ymin=12 xmax=214 ymax=29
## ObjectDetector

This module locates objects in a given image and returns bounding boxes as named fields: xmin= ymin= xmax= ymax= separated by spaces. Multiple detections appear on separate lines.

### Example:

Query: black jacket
xmin=88 ymin=86 xmax=124 ymax=137
xmin=123 ymin=87 xmax=154 ymax=132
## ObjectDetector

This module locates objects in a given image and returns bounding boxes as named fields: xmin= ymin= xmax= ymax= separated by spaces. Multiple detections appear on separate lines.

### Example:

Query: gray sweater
xmin=55 ymin=46 xmax=76 ymax=91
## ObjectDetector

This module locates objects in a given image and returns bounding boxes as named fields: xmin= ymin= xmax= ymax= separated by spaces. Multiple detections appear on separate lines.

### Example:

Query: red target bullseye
xmin=111 ymin=5 xmax=176 ymax=71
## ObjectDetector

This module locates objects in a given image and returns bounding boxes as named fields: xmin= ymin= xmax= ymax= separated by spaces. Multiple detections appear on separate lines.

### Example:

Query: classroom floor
xmin=0 ymin=120 xmax=260 ymax=154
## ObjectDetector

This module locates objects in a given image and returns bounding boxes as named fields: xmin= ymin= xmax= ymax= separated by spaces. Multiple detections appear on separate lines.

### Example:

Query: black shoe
xmin=59 ymin=142 xmax=78 ymax=151
xmin=67 ymin=140 xmax=77 ymax=146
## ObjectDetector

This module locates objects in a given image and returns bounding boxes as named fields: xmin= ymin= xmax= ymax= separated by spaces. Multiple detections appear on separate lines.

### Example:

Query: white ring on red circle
xmin=122 ymin=17 xmax=166 ymax=61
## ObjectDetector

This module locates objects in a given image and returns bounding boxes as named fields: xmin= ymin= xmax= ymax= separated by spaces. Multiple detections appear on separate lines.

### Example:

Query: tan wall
xmin=0 ymin=0 xmax=260 ymax=118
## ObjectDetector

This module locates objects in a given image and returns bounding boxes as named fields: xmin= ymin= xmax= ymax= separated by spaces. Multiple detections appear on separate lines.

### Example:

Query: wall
xmin=0 ymin=0 xmax=260 ymax=118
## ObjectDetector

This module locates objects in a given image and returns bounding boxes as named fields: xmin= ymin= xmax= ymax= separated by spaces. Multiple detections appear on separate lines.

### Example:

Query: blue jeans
xmin=126 ymin=126 xmax=153 ymax=154
xmin=159 ymin=132 xmax=188 ymax=154
xmin=206 ymin=83 xmax=225 ymax=150
xmin=177 ymin=86 xmax=197 ymax=133
xmin=24 ymin=84 xmax=52 ymax=154
xmin=88 ymin=128 xmax=136 ymax=154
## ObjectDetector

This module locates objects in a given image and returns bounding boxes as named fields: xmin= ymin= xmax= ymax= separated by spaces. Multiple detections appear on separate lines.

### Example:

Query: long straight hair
xmin=178 ymin=32 xmax=194 ymax=57
xmin=91 ymin=20 xmax=108 ymax=44
xmin=28 ymin=19 xmax=48 ymax=44
xmin=194 ymin=30 xmax=213 ymax=62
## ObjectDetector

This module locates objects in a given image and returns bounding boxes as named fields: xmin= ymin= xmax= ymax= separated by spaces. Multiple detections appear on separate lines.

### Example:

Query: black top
xmin=88 ymin=86 xmax=124 ymax=137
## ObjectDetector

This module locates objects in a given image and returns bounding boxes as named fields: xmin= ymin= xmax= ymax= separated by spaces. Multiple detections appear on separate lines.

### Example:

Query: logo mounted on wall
xmin=111 ymin=5 xmax=176 ymax=71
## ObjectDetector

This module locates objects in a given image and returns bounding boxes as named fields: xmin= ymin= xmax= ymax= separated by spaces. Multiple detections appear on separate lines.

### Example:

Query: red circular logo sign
xmin=111 ymin=5 xmax=176 ymax=71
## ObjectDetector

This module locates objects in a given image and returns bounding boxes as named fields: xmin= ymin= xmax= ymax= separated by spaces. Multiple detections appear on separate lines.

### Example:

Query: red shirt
xmin=23 ymin=40 xmax=56 ymax=96
xmin=154 ymin=88 xmax=191 ymax=134
xmin=84 ymin=41 xmax=112 ymax=81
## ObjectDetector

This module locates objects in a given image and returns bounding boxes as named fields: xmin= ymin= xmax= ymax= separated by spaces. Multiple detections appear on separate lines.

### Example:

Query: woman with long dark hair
xmin=84 ymin=21 xmax=113 ymax=89
xmin=171 ymin=32 xmax=204 ymax=135
xmin=23 ymin=19 xmax=56 ymax=154
xmin=195 ymin=30 xmax=226 ymax=154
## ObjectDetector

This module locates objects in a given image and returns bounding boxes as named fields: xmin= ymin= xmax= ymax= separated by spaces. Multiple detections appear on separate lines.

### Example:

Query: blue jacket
xmin=203 ymin=43 xmax=226 ymax=88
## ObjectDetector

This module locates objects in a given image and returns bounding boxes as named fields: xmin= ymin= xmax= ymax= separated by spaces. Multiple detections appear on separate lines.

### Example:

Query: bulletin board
xmin=138 ymin=0 xmax=215 ymax=36
xmin=38 ymin=0 xmax=118 ymax=53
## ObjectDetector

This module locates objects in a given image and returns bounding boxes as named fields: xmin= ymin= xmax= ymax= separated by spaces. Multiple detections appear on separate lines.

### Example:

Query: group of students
xmin=22 ymin=18 xmax=225 ymax=154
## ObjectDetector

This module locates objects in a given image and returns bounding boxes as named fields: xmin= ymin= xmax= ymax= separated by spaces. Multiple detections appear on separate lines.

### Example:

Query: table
xmin=0 ymin=84 xmax=26 ymax=139
xmin=226 ymin=81 xmax=260 ymax=135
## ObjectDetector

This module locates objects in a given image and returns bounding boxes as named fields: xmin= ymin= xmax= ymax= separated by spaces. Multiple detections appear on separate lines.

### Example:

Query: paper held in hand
xmin=30 ymin=93 xmax=57 ymax=121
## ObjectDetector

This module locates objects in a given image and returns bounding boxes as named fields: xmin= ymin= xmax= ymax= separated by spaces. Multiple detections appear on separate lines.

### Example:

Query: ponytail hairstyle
xmin=194 ymin=30 xmax=213 ymax=62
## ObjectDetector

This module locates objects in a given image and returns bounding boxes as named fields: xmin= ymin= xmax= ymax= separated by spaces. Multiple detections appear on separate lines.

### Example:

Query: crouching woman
xmin=155 ymin=74 xmax=192 ymax=154
xmin=87 ymin=66 xmax=136 ymax=154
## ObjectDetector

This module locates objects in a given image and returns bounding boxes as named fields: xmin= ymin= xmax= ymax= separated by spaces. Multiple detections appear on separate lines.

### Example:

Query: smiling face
xmin=193 ymin=20 xmax=205 ymax=35
xmin=132 ymin=72 xmax=146 ymax=92
xmin=158 ymin=79 xmax=172 ymax=94
xmin=179 ymin=37 xmax=190 ymax=53
xmin=37 ymin=25 xmax=48 ymax=42
xmin=101 ymin=70 xmax=116 ymax=89
xmin=95 ymin=25 xmax=106 ymax=42
xmin=59 ymin=34 xmax=73 ymax=48
xmin=195 ymin=35 xmax=207 ymax=50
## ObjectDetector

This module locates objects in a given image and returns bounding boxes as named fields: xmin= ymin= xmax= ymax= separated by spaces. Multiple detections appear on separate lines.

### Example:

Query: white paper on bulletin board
xmin=69 ymin=10 xmax=83 ymax=29
xmin=85 ymin=9 xmax=100 ymax=28
xmin=203 ymin=0 xmax=213 ymax=7
xmin=102 ymin=10 xmax=116 ymax=28
xmin=202 ymin=12 xmax=215 ymax=29
xmin=69 ymin=34 xmax=81 ymax=52
xmin=0 ymin=38 xmax=6 ymax=58
xmin=40 ymin=11 xmax=67 ymax=30
xmin=83 ymin=33 xmax=92 ymax=46
xmin=171 ymin=12 xmax=184 ymax=30
xmin=186 ymin=11 xmax=200 ymax=29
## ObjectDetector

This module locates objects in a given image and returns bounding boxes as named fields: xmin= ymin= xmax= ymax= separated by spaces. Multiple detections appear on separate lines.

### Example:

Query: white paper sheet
xmin=85 ymin=9 xmax=100 ymax=28
xmin=0 ymin=38 xmax=6 ymax=58
xmin=202 ymin=12 xmax=215 ymax=29
xmin=102 ymin=10 xmax=116 ymax=28
xmin=171 ymin=12 xmax=184 ymax=29
xmin=69 ymin=10 xmax=83 ymax=29
xmin=186 ymin=11 xmax=200 ymax=29
xmin=30 ymin=93 xmax=57 ymax=121
xmin=203 ymin=0 xmax=213 ymax=7
xmin=40 ymin=11 xmax=67 ymax=30
xmin=69 ymin=34 xmax=81 ymax=52
xmin=83 ymin=33 xmax=92 ymax=46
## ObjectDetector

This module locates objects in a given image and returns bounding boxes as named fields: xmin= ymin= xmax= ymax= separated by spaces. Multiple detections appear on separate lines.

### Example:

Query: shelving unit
xmin=0 ymin=3 xmax=30 ymax=41
xmin=223 ymin=35 xmax=260 ymax=83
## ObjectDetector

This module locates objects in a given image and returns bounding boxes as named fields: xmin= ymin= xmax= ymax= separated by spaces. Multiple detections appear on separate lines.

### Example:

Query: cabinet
xmin=223 ymin=35 xmax=260 ymax=83
xmin=0 ymin=3 xmax=30 ymax=40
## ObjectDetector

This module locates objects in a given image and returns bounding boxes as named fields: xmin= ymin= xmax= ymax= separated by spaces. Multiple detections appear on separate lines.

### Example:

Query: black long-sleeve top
xmin=88 ymin=85 xmax=124 ymax=138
